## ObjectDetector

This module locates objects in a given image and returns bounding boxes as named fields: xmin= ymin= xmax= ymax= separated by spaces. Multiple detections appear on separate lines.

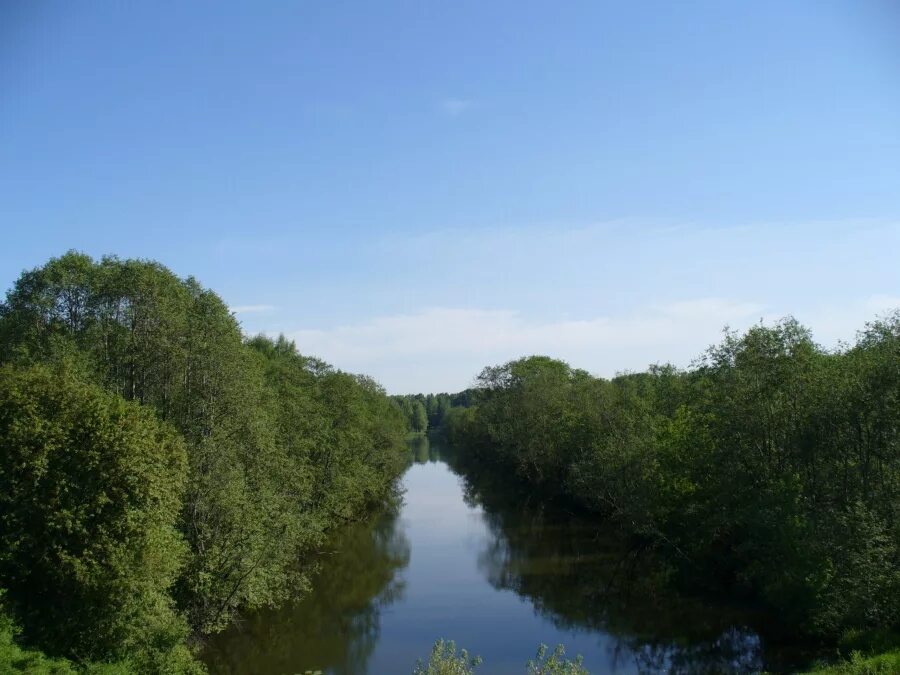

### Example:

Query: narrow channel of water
xmin=204 ymin=435 xmax=800 ymax=674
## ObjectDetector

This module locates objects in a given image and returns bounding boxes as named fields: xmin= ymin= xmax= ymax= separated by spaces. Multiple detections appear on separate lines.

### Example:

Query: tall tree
xmin=0 ymin=364 xmax=198 ymax=671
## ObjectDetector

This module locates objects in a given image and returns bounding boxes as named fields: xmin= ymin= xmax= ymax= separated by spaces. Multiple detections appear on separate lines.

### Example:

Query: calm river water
xmin=203 ymin=435 xmax=800 ymax=674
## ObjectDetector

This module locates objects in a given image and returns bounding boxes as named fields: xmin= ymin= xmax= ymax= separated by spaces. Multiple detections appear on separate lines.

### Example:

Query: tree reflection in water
xmin=409 ymin=433 xmax=442 ymax=465
xmin=205 ymin=435 xmax=807 ymax=675
xmin=203 ymin=510 xmax=410 ymax=675
xmin=441 ymin=442 xmax=776 ymax=674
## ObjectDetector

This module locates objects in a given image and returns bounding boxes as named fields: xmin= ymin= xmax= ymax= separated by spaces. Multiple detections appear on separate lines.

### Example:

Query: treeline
xmin=445 ymin=317 xmax=900 ymax=645
xmin=0 ymin=252 xmax=408 ymax=672
xmin=392 ymin=391 xmax=479 ymax=433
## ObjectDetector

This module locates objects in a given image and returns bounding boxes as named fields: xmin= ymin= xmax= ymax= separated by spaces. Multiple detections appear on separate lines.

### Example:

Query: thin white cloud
xmin=287 ymin=299 xmax=764 ymax=393
xmin=285 ymin=296 xmax=899 ymax=394
xmin=797 ymin=295 xmax=900 ymax=347
xmin=865 ymin=294 xmax=900 ymax=313
xmin=438 ymin=97 xmax=475 ymax=117
xmin=217 ymin=220 xmax=898 ymax=393
xmin=230 ymin=304 xmax=276 ymax=314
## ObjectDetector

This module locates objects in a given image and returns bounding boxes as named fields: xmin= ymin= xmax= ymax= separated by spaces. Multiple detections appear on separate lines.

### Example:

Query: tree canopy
xmin=0 ymin=252 xmax=408 ymax=672
xmin=447 ymin=316 xmax=900 ymax=641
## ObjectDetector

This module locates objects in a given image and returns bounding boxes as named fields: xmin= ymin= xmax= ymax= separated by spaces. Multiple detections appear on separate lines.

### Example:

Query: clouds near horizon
xmin=285 ymin=295 xmax=899 ymax=394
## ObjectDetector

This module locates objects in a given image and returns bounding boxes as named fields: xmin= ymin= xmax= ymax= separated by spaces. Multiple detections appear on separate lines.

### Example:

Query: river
xmin=203 ymin=434 xmax=803 ymax=674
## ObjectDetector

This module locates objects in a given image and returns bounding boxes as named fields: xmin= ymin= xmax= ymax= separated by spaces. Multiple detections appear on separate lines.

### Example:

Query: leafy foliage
xmin=526 ymin=644 xmax=589 ymax=675
xmin=0 ymin=592 xmax=133 ymax=674
xmin=0 ymin=252 xmax=408 ymax=671
xmin=392 ymin=394 xmax=450 ymax=433
xmin=0 ymin=365 xmax=196 ymax=671
xmin=801 ymin=650 xmax=900 ymax=675
xmin=447 ymin=315 xmax=900 ymax=642
xmin=413 ymin=640 xmax=482 ymax=675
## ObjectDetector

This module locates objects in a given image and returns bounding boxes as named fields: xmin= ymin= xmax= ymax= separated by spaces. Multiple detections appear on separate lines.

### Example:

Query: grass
xmin=801 ymin=650 xmax=900 ymax=674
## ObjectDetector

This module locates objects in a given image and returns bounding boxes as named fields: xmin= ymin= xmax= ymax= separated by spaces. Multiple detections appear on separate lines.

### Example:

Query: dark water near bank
xmin=204 ymin=436 xmax=803 ymax=674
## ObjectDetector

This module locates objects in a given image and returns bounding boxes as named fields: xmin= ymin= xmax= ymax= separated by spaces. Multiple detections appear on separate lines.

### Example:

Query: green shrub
xmin=802 ymin=650 xmax=900 ymax=674
xmin=526 ymin=644 xmax=589 ymax=675
xmin=413 ymin=640 xmax=483 ymax=675
xmin=0 ymin=364 xmax=197 ymax=670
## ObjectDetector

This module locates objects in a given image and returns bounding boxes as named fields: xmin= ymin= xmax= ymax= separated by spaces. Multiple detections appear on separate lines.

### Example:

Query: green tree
xmin=0 ymin=364 xmax=198 ymax=672
xmin=447 ymin=315 xmax=900 ymax=643
xmin=412 ymin=400 xmax=429 ymax=433
xmin=0 ymin=252 xmax=409 ymax=640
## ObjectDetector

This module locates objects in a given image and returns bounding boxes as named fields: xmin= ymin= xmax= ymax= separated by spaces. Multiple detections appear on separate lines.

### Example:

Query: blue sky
xmin=2 ymin=1 xmax=898 ymax=392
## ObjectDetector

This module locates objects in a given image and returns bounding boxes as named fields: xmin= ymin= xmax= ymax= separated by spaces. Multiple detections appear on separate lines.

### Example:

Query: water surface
xmin=204 ymin=436 xmax=791 ymax=674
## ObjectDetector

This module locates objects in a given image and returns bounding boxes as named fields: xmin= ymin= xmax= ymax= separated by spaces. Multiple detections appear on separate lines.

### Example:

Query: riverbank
xmin=203 ymin=433 xmax=825 ymax=673
xmin=444 ymin=322 xmax=900 ymax=663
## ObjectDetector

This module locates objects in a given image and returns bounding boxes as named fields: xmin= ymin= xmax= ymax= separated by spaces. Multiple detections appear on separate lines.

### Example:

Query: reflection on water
xmin=204 ymin=434 xmax=799 ymax=674
xmin=409 ymin=433 xmax=442 ymax=465
xmin=203 ymin=512 xmax=410 ymax=674
xmin=449 ymin=446 xmax=770 ymax=674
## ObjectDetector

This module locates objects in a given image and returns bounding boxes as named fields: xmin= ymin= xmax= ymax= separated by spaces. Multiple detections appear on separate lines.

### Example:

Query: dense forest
xmin=444 ymin=316 xmax=900 ymax=660
xmin=391 ymin=391 xmax=479 ymax=434
xmin=0 ymin=252 xmax=409 ymax=672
